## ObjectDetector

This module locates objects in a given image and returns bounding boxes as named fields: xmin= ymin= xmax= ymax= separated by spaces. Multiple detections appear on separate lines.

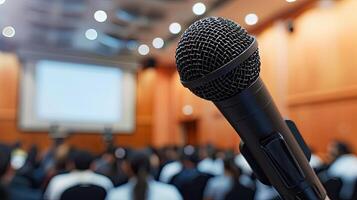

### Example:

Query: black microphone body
xmin=215 ymin=77 xmax=326 ymax=199
xmin=175 ymin=17 xmax=328 ymax=200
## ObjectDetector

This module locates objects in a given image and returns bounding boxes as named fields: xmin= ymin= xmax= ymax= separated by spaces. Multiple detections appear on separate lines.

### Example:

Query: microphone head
xmin=175 ymin=17 xmax=261 ymax=101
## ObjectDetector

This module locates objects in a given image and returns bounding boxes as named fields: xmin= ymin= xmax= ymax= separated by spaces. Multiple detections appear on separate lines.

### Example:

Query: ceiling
xmin=0 ymin=0 xmax=313 ymax=61
xmin=154 ymin=0 xmax=313 ymax=65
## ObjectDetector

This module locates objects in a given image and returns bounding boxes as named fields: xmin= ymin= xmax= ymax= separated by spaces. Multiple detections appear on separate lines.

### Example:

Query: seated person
xmin=158 ymin=146 xmax=182 ymax=183
xmin=171 ymin=146 xmax=212 ymax=200
xmin=204 ymin=157 xmax=255 ymax=200
xmin=326 ymin=141 xmax=357 ymax=200
xmin=44 ymin=149 xmax=113 ymax=200
xmin=198 ymin=145 xmax=223 ymax=176
xmin=106 ymin=150 xmax=182 ymax=200
xmin=0 ymin=144 xmax=41 ymax=200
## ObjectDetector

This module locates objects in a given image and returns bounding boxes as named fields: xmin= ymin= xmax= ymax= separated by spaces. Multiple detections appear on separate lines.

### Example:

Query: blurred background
xmin=0 ymin=0 xmax=356 ymax=200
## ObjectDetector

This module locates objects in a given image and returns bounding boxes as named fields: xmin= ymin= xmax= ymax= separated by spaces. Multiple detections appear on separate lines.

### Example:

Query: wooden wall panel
xmin=285 ymin=0 xmax=357 ymax=154
xmin=289 ymin=98 xmax=357 ymax=154
xmin=258 ymin=21 xmax=290 ymax=116
xmin=0 ymin=53 xmax=18 ymax=121
xmin=287 ymin=0 xmax=357 ymax=95
xmin=152 ymin=67 xmax=181 ymax=147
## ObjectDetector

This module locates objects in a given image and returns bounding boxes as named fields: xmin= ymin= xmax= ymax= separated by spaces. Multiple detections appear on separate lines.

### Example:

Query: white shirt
xmin=198 ymin=158 xmax=224 ymax=176
xmin=159 ymin=161 xmax=182 ymax=183
xmin=204 ymin=175 xmax=233 ymax=200
xmin=234 ymin=154 xmax=253 ymax=175
xmin=255 ymin=181 xmax=279 ymax=200
xmin=44 ymin=170 xmax=113 ymax=200
xmin=309 ymin=154 xmax=323 ymax=169
xmin=327 ymin=154 xmax=357 ymax=199
xmin=106 ymin=179 xmax=182 ymax=200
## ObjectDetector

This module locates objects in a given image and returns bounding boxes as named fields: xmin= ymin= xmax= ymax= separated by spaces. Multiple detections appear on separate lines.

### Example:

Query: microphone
xmin=175 ymin=17 xmax=327 ymax=200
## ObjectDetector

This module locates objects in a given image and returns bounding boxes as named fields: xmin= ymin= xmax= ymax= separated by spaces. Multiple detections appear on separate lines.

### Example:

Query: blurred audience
xmin=0 ymin=139 xmax=355 ymax=200
xmin=325 ymin=141 xmax=357 ymax=200
xmin=197 ymin=145 xmax=224 ymax=176
xmin=106 ymin=150 xmax=182 ymax=200
xmin=204 ymin=156 xmax=255 ymax=200
xmin=44 ymin=149 xmax=113 ymax=200
xmin=171 ymin=145 xmax=212 ymax=200
xmin=158 ymin=146 xmax=182 ymax=183
xmin=93 ymin=147 xmax=128 ymax=187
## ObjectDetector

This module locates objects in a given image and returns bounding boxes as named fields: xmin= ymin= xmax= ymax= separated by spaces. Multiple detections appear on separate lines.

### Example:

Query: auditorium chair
xmin=60 ymin=184 xmax=107 ymax=200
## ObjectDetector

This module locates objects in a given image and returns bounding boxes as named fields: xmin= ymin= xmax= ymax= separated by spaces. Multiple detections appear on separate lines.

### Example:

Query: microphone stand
xmin=214 ymin=79 xmax=329 ymax=200
xmin=239 ymin=119 xmax=329 ymax=200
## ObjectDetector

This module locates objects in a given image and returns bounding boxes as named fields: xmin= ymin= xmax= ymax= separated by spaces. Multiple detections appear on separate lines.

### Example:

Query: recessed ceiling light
xmin=94 ymin=10 xmax=107 ymax=23
xmin=169 ymin=22 xmax=181 ymax=34
xmin=138 ymin=44 xmax=150 ymax=55
xmin=152 ymin=37 xmax=164 ymax=49
xmin=2 ymin=26 xmax=15 ymax=38
xmin=192 ymin=2 xmax=206 ymax=16
xmin=85 ymin=29 xmax=98 ymax=40
xmin=245 ymin=13 xmax=259 ymax=26
xmin=182 ymin=105 xmax=193 ymax=116
xmin=0 ymin=0 xmax=6 ymax=5
xmin=286 ymin=0 xmax=296 ymax=3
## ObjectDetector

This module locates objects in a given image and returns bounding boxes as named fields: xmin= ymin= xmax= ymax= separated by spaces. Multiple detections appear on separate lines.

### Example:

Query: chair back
xmin=60 ymin=184 xmax=107 ymax=200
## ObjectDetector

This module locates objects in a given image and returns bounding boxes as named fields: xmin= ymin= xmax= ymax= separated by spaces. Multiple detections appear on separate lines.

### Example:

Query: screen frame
xmin=18 ymin=51 xmax=137 ymax=134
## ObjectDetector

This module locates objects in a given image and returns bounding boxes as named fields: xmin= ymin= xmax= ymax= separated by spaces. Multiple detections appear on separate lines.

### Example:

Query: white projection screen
xmin=19 ymin=54 xmax=136 ymax=133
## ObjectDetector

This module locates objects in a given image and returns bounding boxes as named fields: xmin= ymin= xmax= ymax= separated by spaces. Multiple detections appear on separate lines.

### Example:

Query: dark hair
xmin=71 ymin=150 xmax=94 ymax=171
xmin=127 ymin=151 xmax=151 ymax=200
xmin=335 ymin=141 xmax=352 ymax=156
xmin=205 ymin=144 xmax=217 ymax=160
xmin=181 ymin=146 xmax=199 ymax=165
xmin=224 ymin=157 xmax=241 ymax=186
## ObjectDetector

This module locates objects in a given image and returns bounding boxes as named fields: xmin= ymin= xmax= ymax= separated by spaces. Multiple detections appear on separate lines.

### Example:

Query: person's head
xmin=144 ymin=147 xmax=160 ymax=170
xmin=223 ymin=157 xmax=241 ymax=180
xmin=328 ymin=140 xmax=352 ymax=160
xmin=205 ymin=144 xmax=217 ymax=160
xmin=181 ymin=145 xmax=199 ymax=168
xmin=70 ymin=149 xmax=94 ymax=171
xmin=164 ymin=146 xmax=179 ymax=162
xmin=125 ymin=150 xmax=151 ymax=177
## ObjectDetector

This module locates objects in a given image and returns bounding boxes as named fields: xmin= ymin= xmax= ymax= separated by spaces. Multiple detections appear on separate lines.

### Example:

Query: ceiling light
xmin=286 ymin=0 xmax=296 ymax=2
xmin=169 ymin=22 xmax=181 ymax=34
xmin=182 ymin=105 xmax=193 ymax=116
xmin=85 ymin=29 xmax=98 ymax=40
xmin=245 ymin=13 xmax=259 ymax=26
xmin=192 ymin=2 xmax=206 ymax=16
xmin=152 ymin=37 xmax=164 ymax=49
xmin=0 ymin=0 xmax=5 ymax=5
xmin=94 ymin=10 xmax=107 ymax=23
xmin=2 ymin=26 xmax=15 ymax=38
xmin=138 ymin=44 xmax=149 ymax=55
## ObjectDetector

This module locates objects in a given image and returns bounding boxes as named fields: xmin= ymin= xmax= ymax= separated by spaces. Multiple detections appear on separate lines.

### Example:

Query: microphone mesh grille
xmin=175 ymin=17 xmax=260 ymax=101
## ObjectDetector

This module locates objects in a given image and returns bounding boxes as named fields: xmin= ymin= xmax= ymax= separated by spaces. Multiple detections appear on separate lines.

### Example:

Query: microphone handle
xmin=214 ymin=78 xmax=327 ymax=200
